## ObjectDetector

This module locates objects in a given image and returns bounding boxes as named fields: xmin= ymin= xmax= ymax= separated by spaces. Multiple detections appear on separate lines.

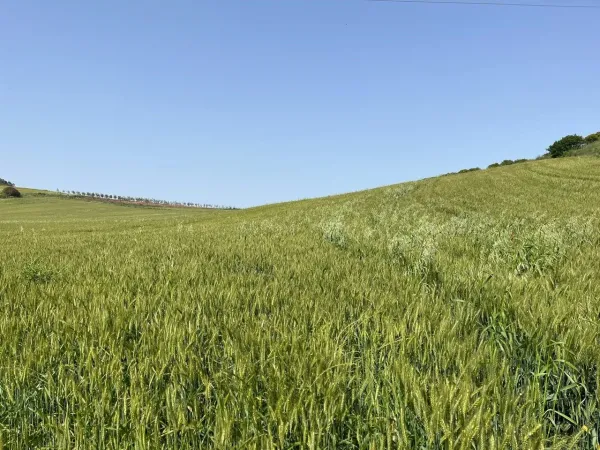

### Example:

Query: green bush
xmin=488 ymin=159 xmax=529 ymax=169
xmin=1 ymin=186 xmax=21 ymax=198
xmin=0 ymin=177 xmax=14 ymax=186
xmin=584 ymin=132 xmax=600 ymax=144
xmin=546 ymin=135 xmax=584 ymax=158
xmin=458 ymin=168 xmax=481 ymax=173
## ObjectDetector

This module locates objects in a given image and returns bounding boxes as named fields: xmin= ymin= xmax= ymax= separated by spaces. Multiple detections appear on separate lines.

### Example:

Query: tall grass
xmin=1 ymin=157 xmax=600 ymax=448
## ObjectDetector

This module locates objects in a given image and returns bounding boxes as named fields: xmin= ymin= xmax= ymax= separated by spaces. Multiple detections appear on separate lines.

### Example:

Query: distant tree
xmin=0 ymin=177 xmax=15 ymax=186
xmin=546 ymin=134 xmax=584 ymax=158
xmin=1 ymin=186 xmax=21 ymax=198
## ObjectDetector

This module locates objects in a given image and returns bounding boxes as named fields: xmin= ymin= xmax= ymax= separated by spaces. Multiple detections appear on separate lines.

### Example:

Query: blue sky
xmin=1 ymin=0 xmax=598 ymax=207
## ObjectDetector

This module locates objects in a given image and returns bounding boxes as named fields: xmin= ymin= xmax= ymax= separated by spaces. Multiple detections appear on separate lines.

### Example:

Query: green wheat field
xmin=2 ymin=157 xmax=600 ymax=449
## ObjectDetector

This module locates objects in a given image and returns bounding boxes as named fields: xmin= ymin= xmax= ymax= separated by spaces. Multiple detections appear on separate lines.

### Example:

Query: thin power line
xmin=370 ymin=0 xmax=600 ymax=8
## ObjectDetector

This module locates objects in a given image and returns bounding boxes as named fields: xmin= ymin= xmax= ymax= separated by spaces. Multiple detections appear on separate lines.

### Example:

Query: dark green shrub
xmin=458 ymin=168 xmax=481 ymax=173
xmin=585 ymin=132 xmax=600 ymax=144
xmin=1 ymin=186 xmax=21 ymax=198
xmin=546 ymin=134 xmax=584 ymax=158
xmin=0 ymin=177 xmax=14 ymax=186
xmin=488 ymin=159 xmax=529 ymax=168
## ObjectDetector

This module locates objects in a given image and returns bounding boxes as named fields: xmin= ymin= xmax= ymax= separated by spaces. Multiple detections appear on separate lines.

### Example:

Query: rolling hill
xmin=1 ymin=156 xmax=600 ymax=448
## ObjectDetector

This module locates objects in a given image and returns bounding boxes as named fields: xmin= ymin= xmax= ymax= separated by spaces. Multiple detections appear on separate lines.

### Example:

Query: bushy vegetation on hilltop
xmin=0 ymin=177 xmax=15 ymax=186
xmin=488 ymin=158 xmax=529 ymax=169
xmin=461 ymin=130 xmax=599 ymax=173
xmin=563 ymin=138 xmax=600 ymax=158
xmin=457 ymin=167 xmax=480 ymax=173
xmin=585 ymin=131 xmax=600 ymax=144
xmin=1 ymin=157 xmax=600 ymax=448
xmin=547 ymin=134 xmax=585 ymax=158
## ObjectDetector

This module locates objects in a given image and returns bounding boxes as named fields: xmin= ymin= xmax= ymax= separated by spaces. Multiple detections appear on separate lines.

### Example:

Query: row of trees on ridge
xmin=58 ymin=190 xmax=237 ymax=209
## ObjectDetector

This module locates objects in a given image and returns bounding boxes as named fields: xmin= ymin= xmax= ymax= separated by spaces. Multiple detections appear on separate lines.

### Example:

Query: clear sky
xmin=1 ymin=1 xmax=599 ymax=207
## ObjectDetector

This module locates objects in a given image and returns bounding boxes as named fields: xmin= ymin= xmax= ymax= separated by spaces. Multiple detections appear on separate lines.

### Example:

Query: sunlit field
xmin=1 ymin=157 xmax=600 ymax=449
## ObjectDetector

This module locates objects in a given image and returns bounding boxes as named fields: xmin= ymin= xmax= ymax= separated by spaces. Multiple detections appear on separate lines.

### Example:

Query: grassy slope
xmin=566 ymin=139 xmax=600 ymax=158
xmin=1 ymin=157 xmax=600 ymax=448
